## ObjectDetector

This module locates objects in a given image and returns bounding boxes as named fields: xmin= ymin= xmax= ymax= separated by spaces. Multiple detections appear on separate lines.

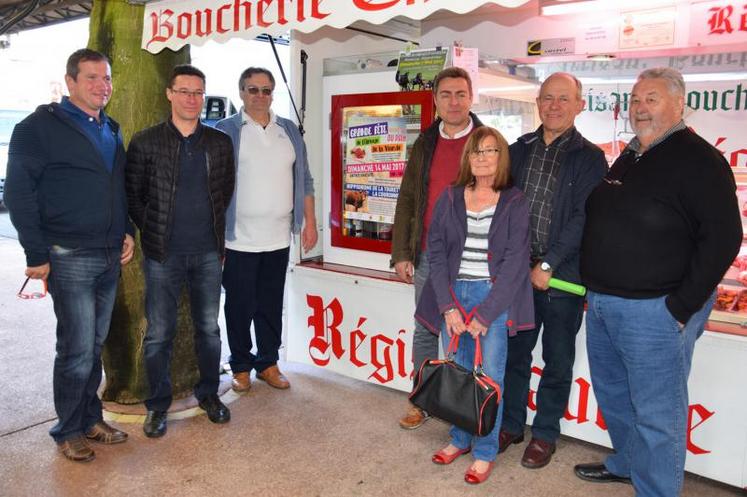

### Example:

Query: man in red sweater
xmin=391 ymin=67 xmax=483 ymax=429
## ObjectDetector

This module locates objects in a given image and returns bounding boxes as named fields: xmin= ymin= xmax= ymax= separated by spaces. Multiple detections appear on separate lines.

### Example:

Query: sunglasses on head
xmin=244 ymin=86 xmax=273 ymax=96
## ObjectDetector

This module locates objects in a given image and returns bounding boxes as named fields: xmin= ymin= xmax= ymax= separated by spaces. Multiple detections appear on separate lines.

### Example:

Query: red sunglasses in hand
xmin=17 ymin=277 xmax=48 ymax=299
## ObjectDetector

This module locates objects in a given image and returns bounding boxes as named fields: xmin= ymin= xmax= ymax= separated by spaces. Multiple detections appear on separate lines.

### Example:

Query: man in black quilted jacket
xmin=126 ymin=64 xmax=235 ymax=438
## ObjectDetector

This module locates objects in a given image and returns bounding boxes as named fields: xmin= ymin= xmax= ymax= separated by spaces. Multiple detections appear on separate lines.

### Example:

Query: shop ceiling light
xmin=541 ymin=0 xmax=676 ymax=16
xmin=478 ymin=85 xmax=540 ymax=93
xmin=587 ymin=54 xmax=616 ymax=61
xmin=579 ymin=72 xmax=747 ymax=85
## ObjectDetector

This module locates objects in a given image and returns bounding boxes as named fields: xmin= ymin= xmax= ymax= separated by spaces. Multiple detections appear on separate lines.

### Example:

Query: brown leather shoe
xmin=498 ymin=429 xmax=525 ymax=453
xmin=398 ymin=405 xmax=430 ymax=430
xmin=521 ymin=438 xmax=556 ymax=469
xmin=231 ymin=372 xmax=252 ymax=392
xmin=85 ymin=421 xmax=128 ymax=444
xmin=58 ymin=436 xmax=95 ymax=462
xmin=257 ymin=365 xmax=290 ymax=389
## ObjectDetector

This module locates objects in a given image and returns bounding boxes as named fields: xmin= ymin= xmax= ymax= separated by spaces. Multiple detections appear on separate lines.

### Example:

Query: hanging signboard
xmin=395 ymin=48 xmax=448 ymax=91
xmin=141 ymin=0 xmax=530 ymax=54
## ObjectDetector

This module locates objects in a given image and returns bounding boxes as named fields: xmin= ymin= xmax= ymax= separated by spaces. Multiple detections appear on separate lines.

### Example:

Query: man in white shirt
xmin=216 ymin=67 xmax=317 ymax=392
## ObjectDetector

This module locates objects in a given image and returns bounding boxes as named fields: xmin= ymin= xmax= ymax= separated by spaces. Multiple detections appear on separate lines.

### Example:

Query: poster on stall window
xmin=341 ymin=106 xmax=421 ymax=240
xmin=344 ymin=116 xmax=406 ymax=224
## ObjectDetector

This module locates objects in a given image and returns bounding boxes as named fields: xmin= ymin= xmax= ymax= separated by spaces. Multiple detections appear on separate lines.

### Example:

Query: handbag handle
xmin=445 ymin=301 xmax=485 ymax=371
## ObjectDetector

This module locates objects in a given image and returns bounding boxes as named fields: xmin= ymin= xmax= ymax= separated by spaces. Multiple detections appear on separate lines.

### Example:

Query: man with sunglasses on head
xmin=126 ymin=64 xmax=235 ymax=438
xmin=216 ymin=67 xmax=316 ymax=393
xmin=498 ymin=72 xmax=607 ymax=469
xmin=5 ymin=48 xmax=134 ymax=462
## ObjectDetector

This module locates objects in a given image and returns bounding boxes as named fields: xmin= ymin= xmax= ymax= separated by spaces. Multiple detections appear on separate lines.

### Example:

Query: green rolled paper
xmin=548 ymin=277 xmax=587 ymax=296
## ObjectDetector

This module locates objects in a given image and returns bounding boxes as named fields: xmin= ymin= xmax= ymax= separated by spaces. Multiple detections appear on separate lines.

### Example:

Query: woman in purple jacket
xmin=415 ymin=126 xmax=533 ymax=484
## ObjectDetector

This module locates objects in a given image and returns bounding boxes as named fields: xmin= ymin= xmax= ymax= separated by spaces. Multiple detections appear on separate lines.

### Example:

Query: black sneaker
xmin=143 ymin=410 xmax=168 ymax=438
xmin=198 ymin=394 xmax=231 ymax=424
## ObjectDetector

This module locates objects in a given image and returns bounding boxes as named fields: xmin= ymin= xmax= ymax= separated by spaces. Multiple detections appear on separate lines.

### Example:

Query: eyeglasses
xmin=469 ymin=148 xmax=500 ymax=159
xmin=17 ymin=277 xmax=47 ymax=300
xmin=170 ymin=88 xmax=205 ymax=98
xmin=243 ymin=86 xmax=273 ymax=96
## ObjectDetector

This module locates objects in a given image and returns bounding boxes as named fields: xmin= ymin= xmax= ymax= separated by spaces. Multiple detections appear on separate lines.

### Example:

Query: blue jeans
xmin=441 ymin=279 xmax=508 ymax=462
xmin=143 ymin=252 xmax=223 ymax=411
xmin=502 ymin=292 xmax=584 ymax=442
xmin=586 ymin=291 xmax=715 ymax=497
xmin=47 ymin=246 xmax=120 ymax=443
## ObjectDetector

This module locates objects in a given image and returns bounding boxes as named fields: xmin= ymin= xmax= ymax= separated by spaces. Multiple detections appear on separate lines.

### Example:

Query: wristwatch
xmin=540 ymin=261 xmax=552 ymax=272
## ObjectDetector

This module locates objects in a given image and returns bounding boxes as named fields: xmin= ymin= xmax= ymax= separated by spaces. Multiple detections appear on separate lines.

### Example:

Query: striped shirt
xmin=457 ymin=205 xmax=496 ymax=280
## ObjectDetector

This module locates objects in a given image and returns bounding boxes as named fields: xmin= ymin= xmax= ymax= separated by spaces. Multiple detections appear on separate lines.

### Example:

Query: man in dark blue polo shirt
xmin=6 ymin=48 xmax=135 ymax=462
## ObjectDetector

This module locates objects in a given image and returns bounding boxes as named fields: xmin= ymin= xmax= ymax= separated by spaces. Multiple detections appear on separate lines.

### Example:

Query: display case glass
xmin=708 ymin=171 xmax=747 ymax=336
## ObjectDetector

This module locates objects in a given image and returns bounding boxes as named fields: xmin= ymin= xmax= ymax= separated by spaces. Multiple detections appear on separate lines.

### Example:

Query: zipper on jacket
xmin=204 ymin=149 xmax=221 ymax=250
xmin=164 ymin=139 xmax=180 ymax=261
xmin=50 ymin=105 xmax=118 ymax=247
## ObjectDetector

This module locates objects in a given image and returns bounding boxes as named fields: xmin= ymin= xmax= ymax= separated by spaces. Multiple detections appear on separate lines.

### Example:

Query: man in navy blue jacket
xmin=5 ymin=48 xmax=134 ymax=463
xmin=499 ymin=72 xmax=607 ymax=469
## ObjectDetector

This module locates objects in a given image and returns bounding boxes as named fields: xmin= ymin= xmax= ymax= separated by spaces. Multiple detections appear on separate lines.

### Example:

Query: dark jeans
xmin=222 ymin=247 xmax=290 ymax=375
xmin=47 ymin=246 xmax=120 ymax=443
xmin=501 ymin=291 xmax=584 ymax=443
xmin=143 ymin=252 xmax=222 ymax=411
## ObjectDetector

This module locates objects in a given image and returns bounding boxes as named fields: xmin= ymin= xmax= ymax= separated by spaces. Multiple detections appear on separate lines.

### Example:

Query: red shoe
xmin=432 ymin=446 xmax=471 ymax=465
xmin=465 ymin=461 xmax=495 ymax=484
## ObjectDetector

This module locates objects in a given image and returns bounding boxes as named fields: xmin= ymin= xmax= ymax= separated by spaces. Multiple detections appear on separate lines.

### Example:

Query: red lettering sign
xmin=529 ymin=364 xmax=713 ymax=454
xmin=195 ymin=9 xmax=213 ymax=37
xmin=354 ymin=0 xmax=401 ymax=10
xmin=708 ymin=5 xmax=734 ymax=34
xmin=687 ymin=404 xmax=715 ymax=455
xmin=177 ymin=12 xmax=192 ymax=39
xmin=146 ymin=9 xmax=174 ymax=49
xmin=353 ymin=0 xmax=422 ymax=10
xmin=146 ymin=1 xmax=331 ymax=49
xmin=307 ymin=295 xmax=345 ymax=366
xmin=305 ymin=294 xmax=410 ymax=384
xmin=713 ymin=136 xmax=747 ymax=167
xmin=217 ymin=4 xmax=231 ymax=33
xmin=349 ymin=317 xmax=367 ymax=368
xmin=707 ymin=4 xmax=747 ymax=35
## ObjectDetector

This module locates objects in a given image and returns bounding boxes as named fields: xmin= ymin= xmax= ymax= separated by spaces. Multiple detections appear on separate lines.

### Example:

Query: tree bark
xmin=88 ymin=0 xmax=200 ymax=404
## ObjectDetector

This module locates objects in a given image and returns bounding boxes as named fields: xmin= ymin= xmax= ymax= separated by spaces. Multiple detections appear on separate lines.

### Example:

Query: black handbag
xmin=409 ymin=309 xmax=502 ymax=437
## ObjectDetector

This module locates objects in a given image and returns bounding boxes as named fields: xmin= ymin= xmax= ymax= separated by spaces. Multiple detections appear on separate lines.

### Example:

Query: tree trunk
xmin=88 ymin=0 xmax=200 ymax=404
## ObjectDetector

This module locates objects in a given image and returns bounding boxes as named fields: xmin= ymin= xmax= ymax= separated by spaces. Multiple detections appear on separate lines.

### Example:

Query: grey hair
xmin=636 ymin=67 xmax=686 ymax=97
xmin=540 ymin=72 xmax=583 ymax=101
